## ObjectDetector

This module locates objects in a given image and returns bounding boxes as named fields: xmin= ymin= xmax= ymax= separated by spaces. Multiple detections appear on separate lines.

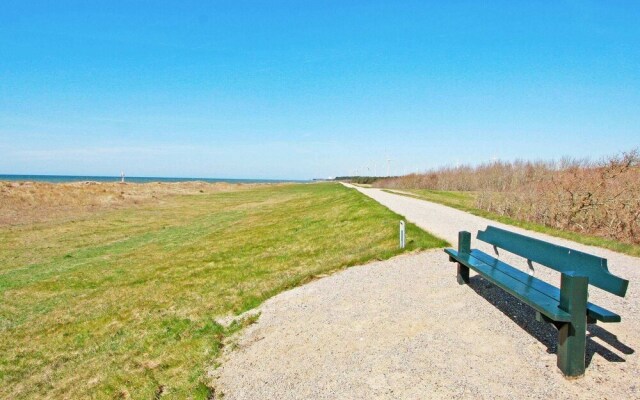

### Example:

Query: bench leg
xmin=457 ymin=263 xmax=470 ymax=285
xmin=557 ymin=273 xmax=588 ymax=378
xmin=456 ymin=231 xmax=471 ymax=285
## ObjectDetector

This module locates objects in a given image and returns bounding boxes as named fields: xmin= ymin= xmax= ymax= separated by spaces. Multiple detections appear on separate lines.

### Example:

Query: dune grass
xmin=0 ymin=183 xmax=447 ymax=399
xmin=385 ymin=188 xmax=640 ymax=257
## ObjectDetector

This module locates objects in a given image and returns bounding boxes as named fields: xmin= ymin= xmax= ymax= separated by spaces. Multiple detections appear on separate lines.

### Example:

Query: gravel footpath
xmin=213 ymin=185 xmax=639 ymax=399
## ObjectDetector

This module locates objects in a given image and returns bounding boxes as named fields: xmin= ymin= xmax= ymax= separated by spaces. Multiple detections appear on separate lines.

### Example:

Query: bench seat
xmin=445 ymin=248 xmax=572 ymax=321
xmin=445 ymin=248 xmax=621 ymax=323
xmin=467 ymin=249 xmax=621 ymax=323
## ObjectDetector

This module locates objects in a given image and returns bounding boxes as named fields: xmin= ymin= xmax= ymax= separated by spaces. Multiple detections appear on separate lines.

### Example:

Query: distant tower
xmin=120 ymin=170 xmax=125 ymax=183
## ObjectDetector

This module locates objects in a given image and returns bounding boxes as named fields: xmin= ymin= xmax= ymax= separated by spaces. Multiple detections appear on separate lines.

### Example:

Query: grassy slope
xmin=385 ymin=188 xmax=640 ymax=257
xmin=0 ymin=183 xmax=447 ymax=399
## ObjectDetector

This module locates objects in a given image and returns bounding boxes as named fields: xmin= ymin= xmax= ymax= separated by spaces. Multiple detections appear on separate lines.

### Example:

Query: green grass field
xmin=386 ymin=188 xmax=640 ymax=257
xmin=0 ymin=183 xmax=447 ymax=399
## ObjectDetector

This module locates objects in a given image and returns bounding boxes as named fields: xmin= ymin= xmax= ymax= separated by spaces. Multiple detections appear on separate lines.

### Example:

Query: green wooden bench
xmin=444 ymin=226 xmax=629 ymax=377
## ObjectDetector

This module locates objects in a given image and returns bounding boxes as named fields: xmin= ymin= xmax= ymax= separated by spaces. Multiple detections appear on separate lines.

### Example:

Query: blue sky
xmin=1 ymin=1 xmax=639 ymax=179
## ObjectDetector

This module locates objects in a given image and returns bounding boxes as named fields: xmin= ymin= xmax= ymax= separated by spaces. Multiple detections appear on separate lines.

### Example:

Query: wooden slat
xmin=470 ymin=250 xmax=621 ymax=323
xmin=445 ymin=249 xmax=572 ymax=322
xmin=476 ymin=226 xmax=629 ymax=297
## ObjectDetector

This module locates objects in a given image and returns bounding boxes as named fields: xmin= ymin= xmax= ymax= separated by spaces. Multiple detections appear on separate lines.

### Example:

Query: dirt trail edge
xmin=213 ymin=184 xmax=639 ymax=399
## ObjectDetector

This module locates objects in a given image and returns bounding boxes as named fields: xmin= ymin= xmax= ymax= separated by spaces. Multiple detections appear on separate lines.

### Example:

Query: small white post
xmin=399 ymin=221 xmax=406 ymax=249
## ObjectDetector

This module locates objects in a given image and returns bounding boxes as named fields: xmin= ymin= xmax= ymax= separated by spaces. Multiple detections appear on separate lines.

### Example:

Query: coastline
xmin=0 ymin=174 xmax=305 ymax=184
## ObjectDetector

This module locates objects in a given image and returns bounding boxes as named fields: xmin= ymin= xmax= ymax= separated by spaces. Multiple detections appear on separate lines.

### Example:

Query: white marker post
xmin=399 ymin=221 xmax=406 ymax=249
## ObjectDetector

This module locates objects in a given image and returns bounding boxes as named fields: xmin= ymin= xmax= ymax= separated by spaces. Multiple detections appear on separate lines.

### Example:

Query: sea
xmin=0 ymin=174 xmax=304 ymax=184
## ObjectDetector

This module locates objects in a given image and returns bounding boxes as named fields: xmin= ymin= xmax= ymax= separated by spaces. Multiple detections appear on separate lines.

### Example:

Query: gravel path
xmin=214 ymin=185 xmax=639 ymax=399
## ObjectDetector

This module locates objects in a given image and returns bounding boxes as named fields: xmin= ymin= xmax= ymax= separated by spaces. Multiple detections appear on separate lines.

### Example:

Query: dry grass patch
xmin=0 ymin=180 xmax=253 ymax=226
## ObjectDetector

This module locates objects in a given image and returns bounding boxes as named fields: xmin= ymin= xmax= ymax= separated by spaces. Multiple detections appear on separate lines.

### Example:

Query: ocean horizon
xmin=0 ymin=174 xmax=306 ymax=184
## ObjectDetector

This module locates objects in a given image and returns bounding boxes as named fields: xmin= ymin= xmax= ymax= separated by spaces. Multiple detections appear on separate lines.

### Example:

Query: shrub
xmin=376 ymin=149 xmax=640 ymax=244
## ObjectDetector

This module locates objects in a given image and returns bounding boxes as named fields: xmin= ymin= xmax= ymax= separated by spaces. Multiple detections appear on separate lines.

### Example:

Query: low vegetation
xmin=377 ymin=149 xmax=640 ymax=247
xmin=0 ymin=182 xmax=447 ymax=399
xmin=0 ymin=180 xmax=246 ymax=226
xmin=334 ymin=176 xmax=383 ymax=185
xmin=386 ymin=188 xmax=640 ymax=257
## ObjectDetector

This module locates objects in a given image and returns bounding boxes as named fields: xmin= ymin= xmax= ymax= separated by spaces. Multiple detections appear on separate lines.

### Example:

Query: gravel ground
xmin=213 ymin=185 xmax=639 ymax=399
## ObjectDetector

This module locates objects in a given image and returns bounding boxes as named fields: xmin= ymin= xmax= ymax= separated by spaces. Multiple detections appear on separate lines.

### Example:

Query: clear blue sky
xmin=1 ymin=1 xmax=639 ymax=179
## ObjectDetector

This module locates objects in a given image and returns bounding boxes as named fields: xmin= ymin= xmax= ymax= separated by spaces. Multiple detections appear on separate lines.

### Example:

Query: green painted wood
xmin=557 ymin=273 xmax=589 ymax=377
xmin=445 ymin=249 xmax=572 ymax=322
xmin=469 ymin=250 xmax=621 ymax=323
xmin=536 ymin=311 xmax=564 ymax=329
xmin=584 ymin=302 xmax=620 ymax=323
xmin=444 ymin=227 xmax=627 ymax=377
xmin=458 ymin=231 xmax=471 ymax=254
xmin=476 ymin=226 xmax=628 ymax=297
xmin=457 ymin=231 xmax=471 ymax=285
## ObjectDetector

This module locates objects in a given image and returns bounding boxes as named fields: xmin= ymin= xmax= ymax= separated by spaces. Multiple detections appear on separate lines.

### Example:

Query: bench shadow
xmin=467 ymin=275 xmax=634 ymax=367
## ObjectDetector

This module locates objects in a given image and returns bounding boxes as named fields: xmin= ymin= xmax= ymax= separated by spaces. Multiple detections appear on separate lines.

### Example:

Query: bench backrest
xmin=477 ymin=226 xmax=629 ymax=297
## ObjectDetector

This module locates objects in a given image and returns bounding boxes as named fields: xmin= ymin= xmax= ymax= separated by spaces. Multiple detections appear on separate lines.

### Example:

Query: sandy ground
xmin=214 ymin=185 xmax=639 ymax=399
xmin=0 ymin=180 xmax=251 ymax=226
